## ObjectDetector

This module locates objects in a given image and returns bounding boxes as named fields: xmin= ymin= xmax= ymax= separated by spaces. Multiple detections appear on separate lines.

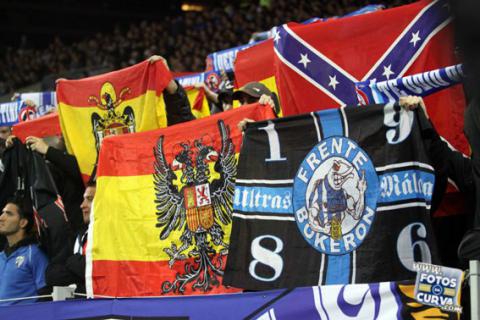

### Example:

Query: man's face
xmin=0 ymin=203 xmax=25 ymax=236
xmin=0 ymin=126 xmax=11 ymax=140
xmin=238 ymin=94 xmax=259 ymax=106
xmin=44 ymin=135 xmax=64 ymax=150
xmin=80 ymin=186 xmax=96 ymax=225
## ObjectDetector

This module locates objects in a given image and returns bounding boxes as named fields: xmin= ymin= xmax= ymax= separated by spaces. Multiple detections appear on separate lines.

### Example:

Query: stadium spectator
xmin=0 ymin=126 xmax=11 ymax=141
xmin=235 ymin=82 xmax=279 ymax=131
xmin=0 ymin=197 xmax=49 ymax=306
xmin=232 ymin=81 xmax=277 ymax=111
xmin=0 ymin=126 xmax=12 ymax=173
xmin=25 ymin=135 xmax=85 ymax=235
xmin=148 ymin=55 xmax=196 ymax=125
xmin=45 ymin=181 xmax=96 ymax=294
xmin=401 ymin=95 xmax=474 ymax=267
xmin=450 ymin=0 xmax=480 ymax=227
xmin=195 ymin=71 xmax=235 ymax=114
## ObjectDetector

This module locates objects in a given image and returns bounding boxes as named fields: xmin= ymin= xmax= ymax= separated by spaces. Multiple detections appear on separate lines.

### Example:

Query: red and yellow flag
xmin=235 ymin=40 xmax=278 ymax=94
xmin=12 ymin=112 xmax=61 ymax=142
xmin=234 ymin=39 xmax=282 ymax=114
xmin=158 ymin=85 xmax=211 ymax=120
xmin=57 ymin=61 xmax=172 ymax=181
xmin=186 ymin=86 xmax=210 ymax=119
xmin=86 ymin=104 xmax=275 ymax=297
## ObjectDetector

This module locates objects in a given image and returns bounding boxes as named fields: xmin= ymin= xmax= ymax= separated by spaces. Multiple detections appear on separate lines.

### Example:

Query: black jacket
xmin=0 ymin=140 xmax=73 ymax=264
xmin=45 ymin=227 xmax=87 ymax=294
xmin=417 ymin=110 xmax=474 ymax=214
xmin=45 ymin=146 xmax=85 ymax=234
xmin=164 ymin=80 xmax=196 ymax=126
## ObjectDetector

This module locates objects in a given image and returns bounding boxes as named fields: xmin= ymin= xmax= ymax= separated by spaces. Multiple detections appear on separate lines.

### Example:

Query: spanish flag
xmin=234 ymin=39 xmax=282 ymax=114
xmin=57 ymin=60 xmax=172 ymax=182
xmin=86 ymin=104 xmax=275 ymax=297
xmin=185 ymin=86 xmax=210 ymax=119
xmin=12 ymin=112 xmax=61 ymax=142
xmin=158 ymin=85 xmax=211 ymax=120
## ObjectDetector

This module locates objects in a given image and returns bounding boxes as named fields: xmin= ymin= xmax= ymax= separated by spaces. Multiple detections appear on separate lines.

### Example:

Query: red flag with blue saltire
xmin=273 ymin=0 xmax=467 ymax=156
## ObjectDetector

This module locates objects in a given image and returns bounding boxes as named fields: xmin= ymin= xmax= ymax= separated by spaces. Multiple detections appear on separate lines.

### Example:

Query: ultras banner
xmin=224 ymin=103 xmax=440 ymax=290
xmin=86 ymin=104 xmax=275 ymax=297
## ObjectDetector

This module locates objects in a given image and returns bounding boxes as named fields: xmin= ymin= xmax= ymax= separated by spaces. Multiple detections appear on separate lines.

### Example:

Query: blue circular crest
xmin=292 ymin=136 xmax=378 ymax=255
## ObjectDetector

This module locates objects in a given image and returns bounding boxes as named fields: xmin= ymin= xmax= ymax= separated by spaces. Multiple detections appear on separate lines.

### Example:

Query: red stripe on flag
xmin=56 ymin=61 xmax=172 ymax=107
xmin=97 ymin=104 xmax=275 ymax=177
xmin=92 ymin=256 xmax=241 ymax=297
xmin=12 ymin=113 xmax=61 ymax=142
xmin=192 ymin=88 xmax=206 ymax=111
xmin=235 ymin=40 xmax=274 ymax=88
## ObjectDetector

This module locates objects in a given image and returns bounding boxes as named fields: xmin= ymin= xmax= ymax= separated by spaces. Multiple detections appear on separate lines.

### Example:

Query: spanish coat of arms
xmin=89 ymin=81 xmax=136 ymax=151
xmin=153 ymin=120 xmax=236 ymax=294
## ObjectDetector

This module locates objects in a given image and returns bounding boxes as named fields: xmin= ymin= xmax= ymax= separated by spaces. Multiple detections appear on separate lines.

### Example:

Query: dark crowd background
xmin=0 ymin=0 xmax=413 ymax=96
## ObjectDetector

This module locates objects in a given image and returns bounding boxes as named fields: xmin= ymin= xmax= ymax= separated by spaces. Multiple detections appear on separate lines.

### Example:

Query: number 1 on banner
xmin=259 ymin=121 xmax=286 ymax=162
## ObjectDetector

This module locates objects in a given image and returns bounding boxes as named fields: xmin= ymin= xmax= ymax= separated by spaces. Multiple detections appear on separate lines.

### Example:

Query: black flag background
xmin=224 ymin=104 xmax=440 ymax=290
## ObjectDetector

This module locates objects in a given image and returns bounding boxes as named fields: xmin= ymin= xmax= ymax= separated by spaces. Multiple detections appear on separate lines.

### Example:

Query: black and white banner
xmin=224 ymin=103 xmax=439 ymax=290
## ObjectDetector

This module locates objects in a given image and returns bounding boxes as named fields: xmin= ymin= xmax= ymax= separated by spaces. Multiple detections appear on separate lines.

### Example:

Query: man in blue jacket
xmin=0 ymin=197 xmax=49 ymax=305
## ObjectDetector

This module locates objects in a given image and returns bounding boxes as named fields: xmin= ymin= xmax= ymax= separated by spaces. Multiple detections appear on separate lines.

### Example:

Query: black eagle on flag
xmin=153 ymin=120 xmax=237 ymax=294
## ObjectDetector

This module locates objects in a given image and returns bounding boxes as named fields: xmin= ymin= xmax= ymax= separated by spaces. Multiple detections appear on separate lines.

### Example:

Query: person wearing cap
xmin=232 ymin=81 xmax=279 ymax=113
xmin=0 ymin=197 xmax=49 ymax=306
xmin=234 ymin=82 xmax=280 ymax=131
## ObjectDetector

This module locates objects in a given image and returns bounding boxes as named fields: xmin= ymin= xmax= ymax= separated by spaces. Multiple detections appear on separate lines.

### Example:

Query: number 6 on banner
xmin=396 ymin=222 xmax=432 ymax=271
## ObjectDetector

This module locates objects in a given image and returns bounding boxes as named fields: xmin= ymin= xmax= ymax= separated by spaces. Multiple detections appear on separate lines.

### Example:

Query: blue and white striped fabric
xmin=355 ymin=64 xmax=464 ymax=105
xmin=0 ymin=91 xmax=56 ymax=126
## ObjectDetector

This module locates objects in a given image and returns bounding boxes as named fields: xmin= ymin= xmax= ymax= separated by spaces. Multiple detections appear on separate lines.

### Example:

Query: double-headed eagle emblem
xmin=153 ymin=120 xmax=236 ymax=294
xmin=89 ymin=82 xmax=136 ymax=151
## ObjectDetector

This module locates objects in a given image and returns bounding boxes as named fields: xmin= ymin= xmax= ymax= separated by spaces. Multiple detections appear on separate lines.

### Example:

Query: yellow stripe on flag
xmin=92 ymin=174 xmax=232 ymax=261
xmin=158 ymin=87 xmax=211 ymax=120
xmin=59 ymin=90 xmax=167 ymax=178
xmin=186 ymin=87 xmax=210 ymax=119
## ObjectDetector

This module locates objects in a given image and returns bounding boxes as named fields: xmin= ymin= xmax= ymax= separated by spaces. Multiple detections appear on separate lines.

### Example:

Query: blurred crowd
xmin=0 ymin=0 xmax=412 ymax=96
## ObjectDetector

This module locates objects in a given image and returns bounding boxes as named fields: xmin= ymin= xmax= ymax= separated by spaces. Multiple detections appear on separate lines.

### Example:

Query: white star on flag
xmin=298 ymin=53 xmax=311 ymax=69
xmin=382 ymin=64 xmax=395 ymax=79
xmin=409 ymin=31 xmax=421 ymax=47
xmin=273 ymin=29 xmax=281 ymax=43
xmin=328 ymin=75 xmax=339 ymax=90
